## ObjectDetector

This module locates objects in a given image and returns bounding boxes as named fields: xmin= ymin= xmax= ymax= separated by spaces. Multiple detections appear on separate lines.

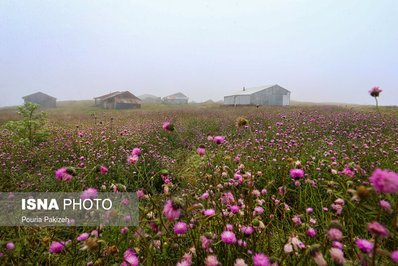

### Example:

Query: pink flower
xmin=306 ymin=208 xmax=313 ymax=213
xmin=332 ymin=241 xmax=343 ymax=249
xmin=6 ymin=242 xmax=15 ymax=250
xmin=254 ymin=206 xmax=264 ymax=215
xmin=121 ymin=227 xmax=129 ymax=234
xmin=369 ymin=86 xmax=382 ymax=97
xmin=49 ymin=242 xmax=65 ymax=253
xmin=213 ymin=136 xmax=225 ymax=144
xmin=99 ymin=165 xmax=108 ymax=175
xmin=127 ymin=155 xmax=139 ymax=165
xmin=204 ymin=255 xmax=219 ymax=266
xmin=226 ymin=224 xmax=233 ymax=231
xmin=391 ymin=250 xmax=398 ymax=262
xmin=329 ymin=247 xmax=345 ymax=264
xmin=80 ymin=188 xmax=98 ymax=200
xmin=369 ymin=168 xmax=398 ymax=194
xmin=163 ymin=199 xmax=181 ymax=221
xmin=221 ymin=231 xmax=237 ymax=244
xmin=201 ymin=235 xmax=213 ymax=249
xmin=137 ymin=190 xmax=145 ymax=198
xmin=367 ymin=221 xmax=389 ymax=238
xmin=77 ymin=233 xmax=89 ymax=241
xmin=356 ymin=239 xmax=374 ymax=253
xmin=379 ymin=200 xmax=391 ymax=211
xmin=307 ymin=227 xmax=316 ymax=237
xmin=343 ymin=167 xmax=354 ymax=177
xmin=331 ymin=203 xmax=343 ymax=215
xmin=197 ymin=147 xmax=206 ymax=156
xmin=230 ymin=205 xmax=239 ymax=213
xmin=132 ymin=148 xmax=141 ymax=156
xmin=221 ymin=192 xmax=235 ymax=205
xmin=124 ymin=248 xmax=139 ymax=266
xmin=204 ymin=209 xmax=215 ymax=216
xmin=162 ymin=122 xmax=174 ymax=131
xmin=292 ymin=215 xmax=302 ymax=226
xmin=328 ymin=228 xmax=343 ymax=241
xmin=174 ymin=222 xmax=187 ymax=235
xmin=290 ymin=169 xmax=304 ymax=179
xmin=55 ymin=168 xmax=72 ymax=182
xmin=241 ymin=226 xmax=254 ymax=235
xmin=334 ymin=198 xmax=345 ymax=205
xmin=252 ymin=253 xmax=270 ymax=266
xmin=201 ymin=192 xmax=209 ymax=199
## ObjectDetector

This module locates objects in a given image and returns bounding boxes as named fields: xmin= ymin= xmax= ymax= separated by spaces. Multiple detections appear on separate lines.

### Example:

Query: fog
xmin=1 ymin=0 xmax=397 ymax=107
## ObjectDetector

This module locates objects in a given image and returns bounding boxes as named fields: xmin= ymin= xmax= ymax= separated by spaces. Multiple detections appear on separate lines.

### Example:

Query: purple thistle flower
xmin=221 ymin=231 xmax=237 ymax=244
xmin=252 ymin=253 xmax=270 ymax=266
xmin=174 ymin=222 xmax=187 ymax=235
xmin=6 ymin=242 xmax=15 ymax=250
xmin=80 ymin=188 xmax=98 ymax=200
xmin=369 ymin=168 xmax=398 ymax=194
xmin=290 ymin=169 xmax=304 ymax=179
xmin=49 ymin=242 xmax=65 ymax=253
xmin=367 ymin=221 xmax=389 ymax=238
xmin=356 ymin=239 xmax=374 ymax=253
xmin=77 ymin=233 xmax=89 ymax=241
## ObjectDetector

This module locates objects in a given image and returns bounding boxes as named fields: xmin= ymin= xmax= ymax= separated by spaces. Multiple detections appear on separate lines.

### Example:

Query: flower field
xmin=0 ymin=104 xmax=397 ymax=265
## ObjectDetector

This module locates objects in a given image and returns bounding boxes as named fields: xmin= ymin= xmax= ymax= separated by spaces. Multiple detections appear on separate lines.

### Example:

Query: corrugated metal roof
xmin=102 ymin=91 xmax=140 ymax=101
xmin=164 ymin=92 xmax=188 ymax=99
xmin=94 ymin=91 xmax=121 ymax=100
xmin=224 ymin=84 xmax=290 ymax=97
xmin=22 ymin=92 xmax=56 ymax=100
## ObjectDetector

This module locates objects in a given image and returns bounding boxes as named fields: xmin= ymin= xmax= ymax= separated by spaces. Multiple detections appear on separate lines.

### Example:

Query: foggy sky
xmin=0 ymin=0 xmax=397 ymax=107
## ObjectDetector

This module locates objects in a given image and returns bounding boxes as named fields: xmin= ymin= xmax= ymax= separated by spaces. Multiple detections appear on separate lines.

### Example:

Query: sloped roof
xmin=164 ymin=92 xmax=188 ymax=99
xmin=94 ymin=91 xmax=121 ymax=100
xmin=22 ymin=92 xmax=56 ymax=100
xmin=102 ymin=91 xmax=140 ymax=101
xmin=225 ymin=84 xmax=290 ymax=97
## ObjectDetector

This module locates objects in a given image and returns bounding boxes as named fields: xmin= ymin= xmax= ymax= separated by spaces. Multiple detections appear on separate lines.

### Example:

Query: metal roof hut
xmin=224 ymin=84 xmax=290 ymax=106
xmin=138 ymin=94 xmax=162 ymax=104
xmin=94 ymin=91 xmax=121 ymax=107
xmin=22 ymin=92 xmax=56 ymax=108
xmin=94 ymin=91 xmax=141 ymax=109
xmin=162 ymin=92 xmax=188 ymax=105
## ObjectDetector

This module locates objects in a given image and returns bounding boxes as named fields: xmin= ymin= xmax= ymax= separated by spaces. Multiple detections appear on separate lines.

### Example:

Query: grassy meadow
xmin=0 ymin=101 xmax=397 ymax=265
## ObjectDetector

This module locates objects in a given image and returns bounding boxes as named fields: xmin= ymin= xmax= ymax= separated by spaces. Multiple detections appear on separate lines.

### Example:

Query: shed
xmin=224 ymin=84 xmax=290 ymax=106
xmin=94 ymin=91 xmax=141 ymax=109
xmin=22 ymin=92 xmax=56 ymax=108
xmin=138 ymin=94 xmax=162 ymax=104
xmin=162 ymin=92 xmax=188 ymax=105
xmin=94 ymin=91 xmax=121 ymax=106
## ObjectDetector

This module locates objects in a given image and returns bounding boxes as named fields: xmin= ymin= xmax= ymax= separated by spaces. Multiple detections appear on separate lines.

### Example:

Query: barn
xmin=224 ymin=84 xmax=290 ymax=106
xmin=138 ymin=94 xmax=162 ymax=104
xmin=22 ymin=92 xmax=56 ymax=108
xmin=94 ymin=91 xmax=141 ymax=109
xmin=162 ymin=92 xmax=189 ymax=105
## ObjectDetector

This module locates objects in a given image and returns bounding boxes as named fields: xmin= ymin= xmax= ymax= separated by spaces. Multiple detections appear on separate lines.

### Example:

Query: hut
xmin=162 ymin=92 xmax=188 ymax=105
xmin=224 ymin=84 xmax=290 ymax=106
xmin=94 ymin=91 xmax=141 ymax=109
xmin=94 ymin=91 xmax=121 ymax=106
xmin=138 ymin=94 xmax=162 ymax=103
xmin=22 ymin=92 xmax=56 ymax=108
